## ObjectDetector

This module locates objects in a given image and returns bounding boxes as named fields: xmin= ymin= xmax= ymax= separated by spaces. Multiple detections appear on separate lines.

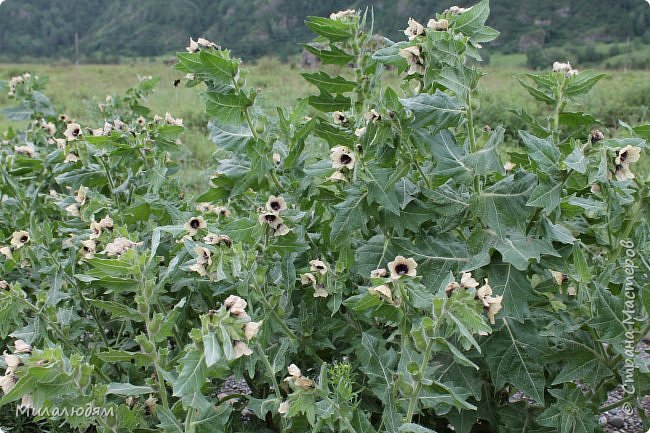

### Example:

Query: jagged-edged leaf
xmin=452 ymin=0 xmax=490 ymax=36
xmin=400 ymin=91 xmax=464 ymax=131
xmin=483 ymin=318 xmax=548 ymax=404
xmin=106 ymin=383 xmax=155 ymax=396
xmin=495 ymin=231 xmax=560 ymax=271
xmin=172 ymin=349 xmax=208 ymax=397
xmin=485 ymin=261 xmax=539 ymax=320
xmin=302 ymin=71 xmax=356 ymax=94
xmin=537 ymin=387 xmax=597 ymax=433
xmin=564 ymin=145 xmax=588 ymax=173
xmin=303 ymin=44 xmax=354 ymax=65
xmin=330 ymin=188 xmax=367 ymax=247
xmin=473 ymin=172 xmax=537 ymax=238
xmin=565 ymin=71 xmax=605 ymax=98
xmin=204 ymin=91 xmax=251 ymax=124
xmin=308 ymin=90 xmax=351 ymax=112
xmin=463 ymin=125 xmax=506 ymax=175
xmin=208 ymin=121 xmax=252 ymax=150
xmin=359 ymin=333 xmax=400 ymax=433
xmin=526 ymin=180 xmax=562 ymax=213
xmin=363 ymin=166 xmax=400 ymax=215
xmin=518 ymin=130 xmax=560 ymax=173
xmin=415 ymin=130 xmax=472 ymax=185
xmin=305 ymin=16 xmax=354 ymax=42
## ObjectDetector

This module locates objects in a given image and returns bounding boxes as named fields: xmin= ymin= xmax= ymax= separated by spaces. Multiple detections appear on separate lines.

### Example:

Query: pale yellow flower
xmin=615 ymin=164 xmax=636 ymax=181
xmin=196 ymin=202 xmax=216 ymax=213
xmin=404 ymin=18 xmax=425 ymax=40
xmin=14 ymin=340 xmax=32 ymax=354
xmin=186 ymin=37 xmax=200 ymax=53
xmin=332 ymin=111 xmax=347 ymax=124
xmin=266 ymin=195 xmax=288 ymax=213
xmin=64 ymin=123 xmax=82 ymax=141
xmin=330 ymin=9 xmax=356 ymax=20
xmin=445 ymin=281 xmax=461 ymax=296
xmin=590 ymin=129 xmax=604 ymax=143
xmin=368 ymin=284 xmax=394 ymax=303
xmin=80 ymin=239 xmax=97 ymax=259
xmin=224 ymin=295 xmax=247 ymax=316
xmin=287 ymin=364 xmax=301 ymax=378
xmin=387 ymin=256 xmax=418 ymax=279
xmin=476 ymin=278 xmax=492 ymax=307
xmin=10 ymin=231 xmax=29 ymax=249
xmin=54 ymin=138 xmax=66 ymax=150
xmin=195 ymin=246 xmax=212 ymax=266
xmin=330 ymin=146 xmax=355 ymax=170
xmin=136 ymin=116 xmax=146 ymax=127
xmin=309 ymin=259 xmax=328 ymax=275
xmin=273 ymin=153 xmax=281 ymax=165
xmin=0 ymin=247 xmax=11 ymax=260
xmin=313 ymin=285 xmax=328 ymax=298
xmin=104 ymin=237 xmax=142 ymax=257
xmin=328 ymin=171 xmax=347 ymax=182
xmin=364 ymin=109 xmax=381 ymax=122
xmin=75 ymin=186 xmax=88 ymax=205
xmin=3 ymin=352 xmax=22 ymax=369
xmin=233 ymin=341 xmax=253 ymax=358
xmin=243 ymin=321 xmax=263 ymax=340
xmin=460 ymin=272 xmax=479 ymax=289
xmin=41 ymin=121 xmax=56 ymax=135
xmin=550 ymin=270 xmax=567 ymax=285
xmin=14 ymin=146 xmax=35 ymax=157
xmin=278 ymin=400 xmax=290 ymax=414
xmin=504 ymin=161 xmax=516 ymax=172
xmin=399 ymin=46 xmax=425 ymax=75
xmin=66 ymin=203 xmax=80 ymax=217
xmin=189 ymin=262 xmax=208 ymax=276
xmin=184 ymin=216 xmax=207 ymax=236
xmin=300 ymin=273 xmax=316 ymax=285
xmin=64 ymin=152 xmax=79 ymax=163
xmin=203 ymin=233 xmax=232 ymax=247
xmin=615 ymin=145 xmax=641 ymax=166
xmin=485 ymin=295 xmax=503 ymax=324
xmin=0 ymin=373 xmax=17 ymax=394
xmin=370 ymin=268 xmax=387 ymax=278
xmin=427 ymin=18 xmax=449 ymax=31
xmin=258 ymin=212 xmax=283 ymax=229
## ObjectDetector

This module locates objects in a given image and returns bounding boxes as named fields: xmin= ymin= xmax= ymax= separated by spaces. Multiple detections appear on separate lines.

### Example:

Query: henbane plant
xmin=0 ymin=1 xmax=648 ymax=432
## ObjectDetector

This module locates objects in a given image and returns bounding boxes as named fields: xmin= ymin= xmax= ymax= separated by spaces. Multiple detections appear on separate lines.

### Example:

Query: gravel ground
xmin=600 ymin=339 xmax=650 ymax=433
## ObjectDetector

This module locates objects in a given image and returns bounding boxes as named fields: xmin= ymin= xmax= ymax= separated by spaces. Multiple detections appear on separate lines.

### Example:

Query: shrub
xmin=0 ymin=1 xmax=648 ymax=432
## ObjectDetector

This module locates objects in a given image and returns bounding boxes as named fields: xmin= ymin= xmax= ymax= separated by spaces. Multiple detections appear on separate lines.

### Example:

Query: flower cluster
xmin=300 ymin=259 xmax=329 ymax=298
xmin=7 ymin=73 xmax=32 ymax=97
xmin=1 ymin=339 xmax=33 ymax=410
xmin=278 ymin=363 xmax=314 ymax=415
xmin=446 ymin=273 xmax=503 ymax=324
xmin=368 ymin=256 xmax=418 ymax=305
xmin=104 ymin=237 xmax=142 ymax=257
xmin=186 ymin=37 xmax=220 ymax=53
xmin=552 ymin=61 xmax=579 ymax=76
xmin=258 ymin=195 xmax=290 ymax=236
xmin=222 ymin=295 xmax=262 ymax=358
xmin=329 ymin=9 xmax=356 ymax=20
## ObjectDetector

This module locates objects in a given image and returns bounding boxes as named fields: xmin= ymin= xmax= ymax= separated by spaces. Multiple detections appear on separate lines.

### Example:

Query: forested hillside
xmin=0 ymin=0 xmax=648 ymax=61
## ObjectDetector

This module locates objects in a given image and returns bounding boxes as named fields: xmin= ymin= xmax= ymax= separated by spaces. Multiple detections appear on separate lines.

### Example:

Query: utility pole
xmin=75 ymin=32 xmax=79 ymax=65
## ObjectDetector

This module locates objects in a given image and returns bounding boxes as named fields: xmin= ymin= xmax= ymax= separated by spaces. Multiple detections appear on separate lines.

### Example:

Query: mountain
xmin=0 ymin=0 xmax=648 ymax=62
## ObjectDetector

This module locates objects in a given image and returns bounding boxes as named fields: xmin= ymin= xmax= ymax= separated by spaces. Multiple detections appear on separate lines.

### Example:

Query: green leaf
xmin=438 ymin=63 xmax=481 ymax=100
xmin=537 ymin=386 xmax=597 ymax=433
xmin=305 ymin=16 xmax=354 ymax=42
xmin=400 ymin=91 xmax=464 ymax=131
xmin=330 ymin=188 xmax=367 ymax=247
xmin=308 ymin=90 xmax=351 ymax=112
xmin=172 ymin=349 xmax=208 ymax=397
xmin=518 ymin=130 xmax=560 ymax=173
xmin=516 ymin=78 xmax=555 ymax=104
xmin=302 ymin=71 xmax=356 ymax=94
xmin=157 ymin=405 xmax=184 ymax=433
xmin=495 ymin=231 xmax=560 ymax=271
xmin=452 ymin=0 xmax=490 ymax=36
xmin=88 ymin=299 xmax=143 ymax=321
xmin=564 ymin=145 xmax=588 ymax=173
xmin=414 ymin=130 xmax=472 ymax=185
xmin=565 ymin=71 xmax=605 ymax=98
xmin=303 ymin=44 xmax=354 ymax=65
xmin=526 ymin=180 xmax=562 ymax=213
xmin=399 ymin=424 xmax=437 ymax=433
xmin=486 ymin=261 xmax=539 ymax=320
xmin=202 ymin=332 xmax=222 ymax=368
xmin=106 ymin=383 xmax=155 ymax=396
xmin=483 ymin=318 xmax=548 ymax=404
xmin=473 ymin=173 xmax=537 ymax=239
xmin=363 ymin=165 xmax=400 ymax=215
xmin=204 ymin=91 xmax=251 ymax=124
xmin=208 ymin=121 xmax=252 ymax=151
xmin=463 ymin=126 xmax=506 ymax=175
xmin=358 ymin=333 xmax=400 ymax=433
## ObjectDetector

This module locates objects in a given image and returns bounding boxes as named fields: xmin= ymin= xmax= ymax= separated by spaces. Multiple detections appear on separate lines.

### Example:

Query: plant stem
xmin=599 ymin=394 xmax=636 ymax=413
xmin=255 ymin=343 xmax=288 ymax=431
xmin=404 ymin=337 xmax=434 ymax=423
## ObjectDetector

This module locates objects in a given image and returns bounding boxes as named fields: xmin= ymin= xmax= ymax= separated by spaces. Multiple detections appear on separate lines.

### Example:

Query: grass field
xmin=2 ymin=55 xmax=649 ymax=190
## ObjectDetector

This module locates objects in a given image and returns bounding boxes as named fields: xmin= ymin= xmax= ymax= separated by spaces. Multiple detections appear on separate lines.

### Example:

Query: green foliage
xmin=0 ymin=2 xmax=649 ymax=433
